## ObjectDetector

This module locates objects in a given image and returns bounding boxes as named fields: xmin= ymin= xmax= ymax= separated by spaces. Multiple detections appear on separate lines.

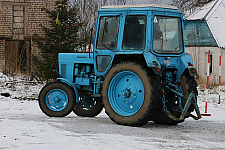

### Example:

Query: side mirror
xmin=50 ymin=63 xmax=61 ymax=77
xmin=51 ymin=63 xmax=56 ymax=70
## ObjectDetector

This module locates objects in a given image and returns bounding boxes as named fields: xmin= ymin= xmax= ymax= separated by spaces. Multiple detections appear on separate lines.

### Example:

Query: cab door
xmin=93 ymin=13 xmax=123 ymax=76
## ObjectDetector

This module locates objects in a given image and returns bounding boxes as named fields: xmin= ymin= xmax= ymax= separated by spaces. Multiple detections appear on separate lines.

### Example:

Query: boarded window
xmin=5 ymin=40 xmax=30 ymax=74
xmin=12 ymin=5 xmax=24 ymax=40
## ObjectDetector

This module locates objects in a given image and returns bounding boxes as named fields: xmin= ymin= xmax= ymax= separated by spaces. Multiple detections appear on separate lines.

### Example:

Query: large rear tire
xmin=102 ymin=62 xmax=161 ymax=127
xmin=39 ymin=81 xmax=75 ymax=117
xmin=73 ymin=96 xmax=103 ymax=117
xmin=152 ymin=70 xmax=198 ymax=125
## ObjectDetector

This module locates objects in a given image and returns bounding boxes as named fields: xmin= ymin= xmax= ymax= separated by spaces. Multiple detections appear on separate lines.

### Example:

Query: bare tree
xmin=108 ymin=0 xmax=129 ymax=5
xmin=172 ymin=0 xmax=214 ymax=16
xmin=69 ymin=0 xmax=104 ymax=51
xmin=131 ymin=0 xmax=164 ymax=5
xmin=69 ymin=0 xmax=132 ymax=52
xmin=69 ymin=0 xmax=171 ymax=52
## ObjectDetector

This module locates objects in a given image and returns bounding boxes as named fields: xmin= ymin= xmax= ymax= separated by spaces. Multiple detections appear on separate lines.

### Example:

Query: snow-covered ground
xmin=0 ymin=72 xmax=225 ymax=150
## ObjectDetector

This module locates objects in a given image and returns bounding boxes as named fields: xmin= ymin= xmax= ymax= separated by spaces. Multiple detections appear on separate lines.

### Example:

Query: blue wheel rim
xmin=46 ymin=89 xmax=68 ymax=111
xmin=108 ymin=71 xmax=145 ymax=116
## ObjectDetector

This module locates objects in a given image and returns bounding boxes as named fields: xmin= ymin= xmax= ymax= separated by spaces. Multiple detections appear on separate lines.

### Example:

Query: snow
xmin=1 ymin=73 xmax=225 ymax=150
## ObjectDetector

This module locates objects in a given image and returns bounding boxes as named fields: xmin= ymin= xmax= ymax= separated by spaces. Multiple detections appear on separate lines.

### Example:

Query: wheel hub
xmin=123 ymin=88 xmax=131 ymax=98
xmin=79 ymin=95 xmax=95 ymax=109
xmin=46 ymin=89 xmax=68 ymax=111
xmin=108 ymin=71 xmax=145 ymax=116
xmin=53 ymin=96 xmax=61 ymax=103
xmin=120 ymin=84 xmax=137 ymax=104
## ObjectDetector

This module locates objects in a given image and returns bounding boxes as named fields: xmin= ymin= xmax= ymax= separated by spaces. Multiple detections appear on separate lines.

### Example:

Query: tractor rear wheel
xmin=102 ymin=62 xmax=161 ymax=127
xmin=73 ymin=96 xmax=103 ymax=117
xmin=152 ymin=71 xmax=198 ymax=125
xmin=39 ymin=81 xmax=75 ymax=117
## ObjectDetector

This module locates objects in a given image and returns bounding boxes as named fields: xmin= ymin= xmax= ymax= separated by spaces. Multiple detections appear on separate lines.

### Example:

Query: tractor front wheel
xmin=39 ymin=81 xmax=75 ymax=117
xmin=73 ymin=96 xmax=103 ymax=117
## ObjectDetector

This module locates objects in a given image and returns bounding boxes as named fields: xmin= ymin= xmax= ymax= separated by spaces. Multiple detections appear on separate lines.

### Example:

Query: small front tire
xmin=39 ymin=81 xmax=75 ymax=117
xmin=73 ymin=96 xmax=103 ymax=117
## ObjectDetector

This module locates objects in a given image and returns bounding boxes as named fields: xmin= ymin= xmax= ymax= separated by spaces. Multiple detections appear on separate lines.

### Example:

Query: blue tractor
xmin=38 ymin=4 xmax=201 ymax=126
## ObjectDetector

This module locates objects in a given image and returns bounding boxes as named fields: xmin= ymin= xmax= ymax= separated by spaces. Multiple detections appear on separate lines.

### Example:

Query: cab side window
xmin=122 ymin=15 xmax=146 ymax=50
xmin=96 ymin=16 xmax=120 ymax=50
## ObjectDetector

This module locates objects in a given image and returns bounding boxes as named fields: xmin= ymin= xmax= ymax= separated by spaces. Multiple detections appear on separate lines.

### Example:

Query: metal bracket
xmin=161 ymin=64 xmax=201 ymax=122
xmin=179 ymin=92 xmax=201 ymax=120
xmin=164 ymin=91 xmax=202 ymax=122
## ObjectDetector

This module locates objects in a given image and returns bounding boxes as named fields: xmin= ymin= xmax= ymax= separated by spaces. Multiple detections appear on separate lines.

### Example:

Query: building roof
xmin=186 ymin=0 xmax=225 ymax=48
xmin=101 ymin=4 xmax=178 ymax=10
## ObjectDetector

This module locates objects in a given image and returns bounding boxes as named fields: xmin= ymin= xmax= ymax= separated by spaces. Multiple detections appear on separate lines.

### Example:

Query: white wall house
xmin=184 ymin=0 xmax=225 ymax=85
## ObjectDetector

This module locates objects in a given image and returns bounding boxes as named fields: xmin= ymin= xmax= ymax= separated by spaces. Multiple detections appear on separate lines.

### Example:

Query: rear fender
xmin=143 ymin=52 xmax=161 ymax=76
xmin=188 ymin=66 xmax=199 ymax=77
xmin=180 ymin=53 xmax=198 ymax=77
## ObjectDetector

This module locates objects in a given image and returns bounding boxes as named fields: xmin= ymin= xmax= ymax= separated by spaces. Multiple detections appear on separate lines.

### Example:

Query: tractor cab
xmin=93 ymin=4 xmax=191 ymax=78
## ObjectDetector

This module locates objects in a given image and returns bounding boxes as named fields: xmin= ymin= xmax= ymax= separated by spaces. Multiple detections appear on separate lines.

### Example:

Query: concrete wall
xmin=185 ymin=47 xmax=224 ymax=85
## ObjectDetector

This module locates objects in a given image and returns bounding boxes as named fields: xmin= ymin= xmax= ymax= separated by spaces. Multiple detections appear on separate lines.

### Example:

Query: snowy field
xmin=0 ymin=72 xmax=225 ymax=150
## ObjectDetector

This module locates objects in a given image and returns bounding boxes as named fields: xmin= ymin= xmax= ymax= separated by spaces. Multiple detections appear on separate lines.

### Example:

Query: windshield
xmin=153 ymin=16 xmax=184 ymax=54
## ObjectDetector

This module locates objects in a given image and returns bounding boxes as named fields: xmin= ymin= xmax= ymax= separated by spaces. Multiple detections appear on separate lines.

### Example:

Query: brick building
xmin=0 ymin=0 xmax=57 ymax=74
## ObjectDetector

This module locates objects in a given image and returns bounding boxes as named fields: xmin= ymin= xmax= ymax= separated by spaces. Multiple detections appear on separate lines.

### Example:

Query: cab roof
xmin=101 ymin=4 xmax=178 ymax=10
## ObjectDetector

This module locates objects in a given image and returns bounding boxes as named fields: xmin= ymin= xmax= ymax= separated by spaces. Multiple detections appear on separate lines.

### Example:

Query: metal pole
xmin=202 ymin=50 xmax=211 ymax=116
xmin=205 ymin=50 xmax=210 ymax=113
xmin=219 ymin=55 xmax=221 ymax=104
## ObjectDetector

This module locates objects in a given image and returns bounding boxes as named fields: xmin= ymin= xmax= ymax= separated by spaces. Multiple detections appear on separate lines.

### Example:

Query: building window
xmin=205 ymin=52 xmax=212 ymax=74
xmin=209 ymin=54 xmax=212 ymax=73
xmin=12 ymin=5 xmax=25 ymax=40
xmin=196 ymin=25 xmax=200 ymax=36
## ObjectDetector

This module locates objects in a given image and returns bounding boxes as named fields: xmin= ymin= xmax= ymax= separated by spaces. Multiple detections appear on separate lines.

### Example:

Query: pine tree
xmin=32 ymin=0 xmax=87 ymax=81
